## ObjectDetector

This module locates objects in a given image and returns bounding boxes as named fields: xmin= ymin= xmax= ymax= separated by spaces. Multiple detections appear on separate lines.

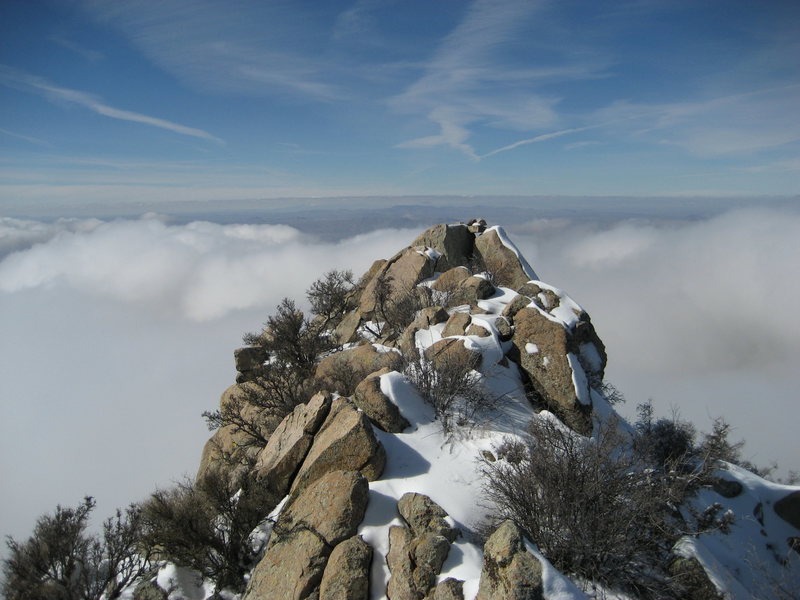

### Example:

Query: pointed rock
xmin=411 ymin=223 xmax=475 ymax=272
xmin=474 ymin=228 xmax=535 ymax=290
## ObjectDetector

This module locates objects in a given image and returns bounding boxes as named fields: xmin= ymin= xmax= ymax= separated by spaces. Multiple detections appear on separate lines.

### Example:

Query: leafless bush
xmin=482 ymin=416 xmax=734 ymax=599
xmin=203 ymin=361 xmax=313 ymax=448
xmin=403 ymin=348 xmax=499 ymax=433
xmin=2 ymin=497 xmax=152 ymax=600
xmin=306 ymin=269 xmax=355 ymax=330
xmin=140 ymin=473 xmax=277 ymax=593
xmin=364 ymin=273 xmax=435 ymax=341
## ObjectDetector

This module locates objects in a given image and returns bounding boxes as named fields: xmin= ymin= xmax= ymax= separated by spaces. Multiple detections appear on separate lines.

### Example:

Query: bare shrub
xmin=403 ymin=348 xmax=498 ymax=433
xmin=482 ymin=416 xmax=733 ymax=599
xmin=364 ymin=273 xmax=435 ymax=341
xmin=2 ymin=497 xmax=152 ymax=600
xmin=140 ymin=473 xmax=277 ymax=593
xmin=306 ymin=269 xmax=355 ymax=330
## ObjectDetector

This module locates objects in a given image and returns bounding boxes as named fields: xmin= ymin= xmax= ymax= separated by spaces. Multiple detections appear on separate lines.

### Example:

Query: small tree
xmin=140 ymin=473 xmax=277 ymax=593
xmin=2 ymin=497 xmax=152 ymax=600
xmin=306 ymin=269 xmax=355 ymax=330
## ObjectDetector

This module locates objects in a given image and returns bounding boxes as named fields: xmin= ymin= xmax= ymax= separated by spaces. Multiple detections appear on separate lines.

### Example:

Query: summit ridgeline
xmin=186 ymin=221 xmax=800 ymax=599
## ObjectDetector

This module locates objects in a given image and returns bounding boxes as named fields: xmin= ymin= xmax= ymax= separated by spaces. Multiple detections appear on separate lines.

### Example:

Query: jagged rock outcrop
xmin=476 ymin=521 xmax=543 ymax=600
xmin=290 ymin=398 xmax=386 ymax=495
xmin=244 ymin=470 xmax=369 ymax=600
xmin=387 ymin=493 xmax=460 ymax=600
xmin=510 ymin=306 xmax=593 ymax=435
xmin=410 ymin=223 xmax=475 ymax=272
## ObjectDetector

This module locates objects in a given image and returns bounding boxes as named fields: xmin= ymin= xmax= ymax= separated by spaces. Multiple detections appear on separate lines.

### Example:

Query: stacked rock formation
xmin=185 ymin=220 xmax=799 ymax=600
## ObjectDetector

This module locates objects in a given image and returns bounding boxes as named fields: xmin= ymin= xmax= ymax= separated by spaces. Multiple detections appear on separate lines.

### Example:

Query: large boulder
xmin=315 ymin=344 xmax=402 ymax=396
xmin=459 ymin=276 xmax=495 ymax=303
xmin=442 ymin=312 xmax=471 ymax=338
xmin=358 ymin=247 xmax=436 ymax=317
xmin=397 ymin=492 xmax=458 ymax=542
xmin=244 ymin=470 xmax=369 ymax=600
xmin=668 ymin=556 xmax=723 ymax=600
xmin=319 ymin=536 xmax=373 ymax=600
xmin=425 ymin=338 xmax=482 ymax=372
xmin=290 ymin=399 xmax=386 ymax=495
xmin=254 ymin=392 xmax=332 ymax=494
xmin=476 ymin=521 xmax=543 ymax=600
xmin=411 ymin=223 xmax=475 ymax=272
xmin=431 ymin=266 xmax=472 ymax=294
xmin=427 ymin=578 xmax=465 ymax=600
xmin=474 ymin=228 xmax=535 ymax=290
xmin=510 ymin=307 xmax=592 ymax=435
xmin=353 ymin=368 xmax=410 ymax=433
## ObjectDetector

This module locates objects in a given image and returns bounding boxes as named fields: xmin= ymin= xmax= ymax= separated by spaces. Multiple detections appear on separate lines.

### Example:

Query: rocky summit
xmin=169 ymin=221 xmax=796 ymax=599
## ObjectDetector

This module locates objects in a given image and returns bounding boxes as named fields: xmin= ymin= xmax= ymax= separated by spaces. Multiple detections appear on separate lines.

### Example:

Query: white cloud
xmin=0 ymin=216 xmax=417 ymax=548
xmin=2 ymin=208 xmax=799 ymax=553
xmin=511 ymin=207 xmax=800 ymax=472
xmin=0 ymin=66 xmax=223 ymax=143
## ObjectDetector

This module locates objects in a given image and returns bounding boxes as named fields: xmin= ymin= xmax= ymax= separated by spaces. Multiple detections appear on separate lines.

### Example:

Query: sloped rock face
xmin=254 ymin=391 xmax=332 ymax=495
xmin=244 ymin=470 xmax=369 ymax=600
xmin=474 ymin=228 xmax=533 ymax=289
xmin=353 ymin=368 xmax=410 ymax=433
xmin=291 ymin=398 xmax=386 ymax=495
xmin=476 ymin=521 xmax=543 ymax=600
xmin=510 ymin=307 xmax=593 ymax=435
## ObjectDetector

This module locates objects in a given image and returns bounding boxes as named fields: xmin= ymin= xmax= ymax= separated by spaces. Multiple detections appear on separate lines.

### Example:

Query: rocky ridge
xmin=183 ymin=220 xmax=800 ymax=600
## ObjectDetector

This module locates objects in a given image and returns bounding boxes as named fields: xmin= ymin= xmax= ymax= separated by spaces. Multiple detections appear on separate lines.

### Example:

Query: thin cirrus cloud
xmin=79 ymin=0 xmax=344 ymax=102
xmin=0 ymin=66 xmax=224 ymax=143
xmin=391 ymin=0 xmax=605 ymax=160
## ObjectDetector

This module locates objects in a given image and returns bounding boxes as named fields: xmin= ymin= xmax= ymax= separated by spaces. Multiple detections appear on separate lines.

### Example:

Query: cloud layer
xmin=1 ymin=207 xmax=798 ymax=550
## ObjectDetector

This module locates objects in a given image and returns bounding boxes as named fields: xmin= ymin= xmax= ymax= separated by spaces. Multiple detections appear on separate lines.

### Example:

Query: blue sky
xmin=1 ymin=0 xmax=798 ymax=210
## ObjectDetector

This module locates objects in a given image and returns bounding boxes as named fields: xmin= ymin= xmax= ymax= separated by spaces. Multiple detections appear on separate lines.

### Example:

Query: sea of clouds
xmin=1 ymin=207 xmax=798 ymax=545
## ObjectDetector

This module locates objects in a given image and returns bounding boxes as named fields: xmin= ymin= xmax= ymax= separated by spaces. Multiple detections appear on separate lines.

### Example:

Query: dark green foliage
xmin=2 ymin=497 xmax=151 ymax=600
